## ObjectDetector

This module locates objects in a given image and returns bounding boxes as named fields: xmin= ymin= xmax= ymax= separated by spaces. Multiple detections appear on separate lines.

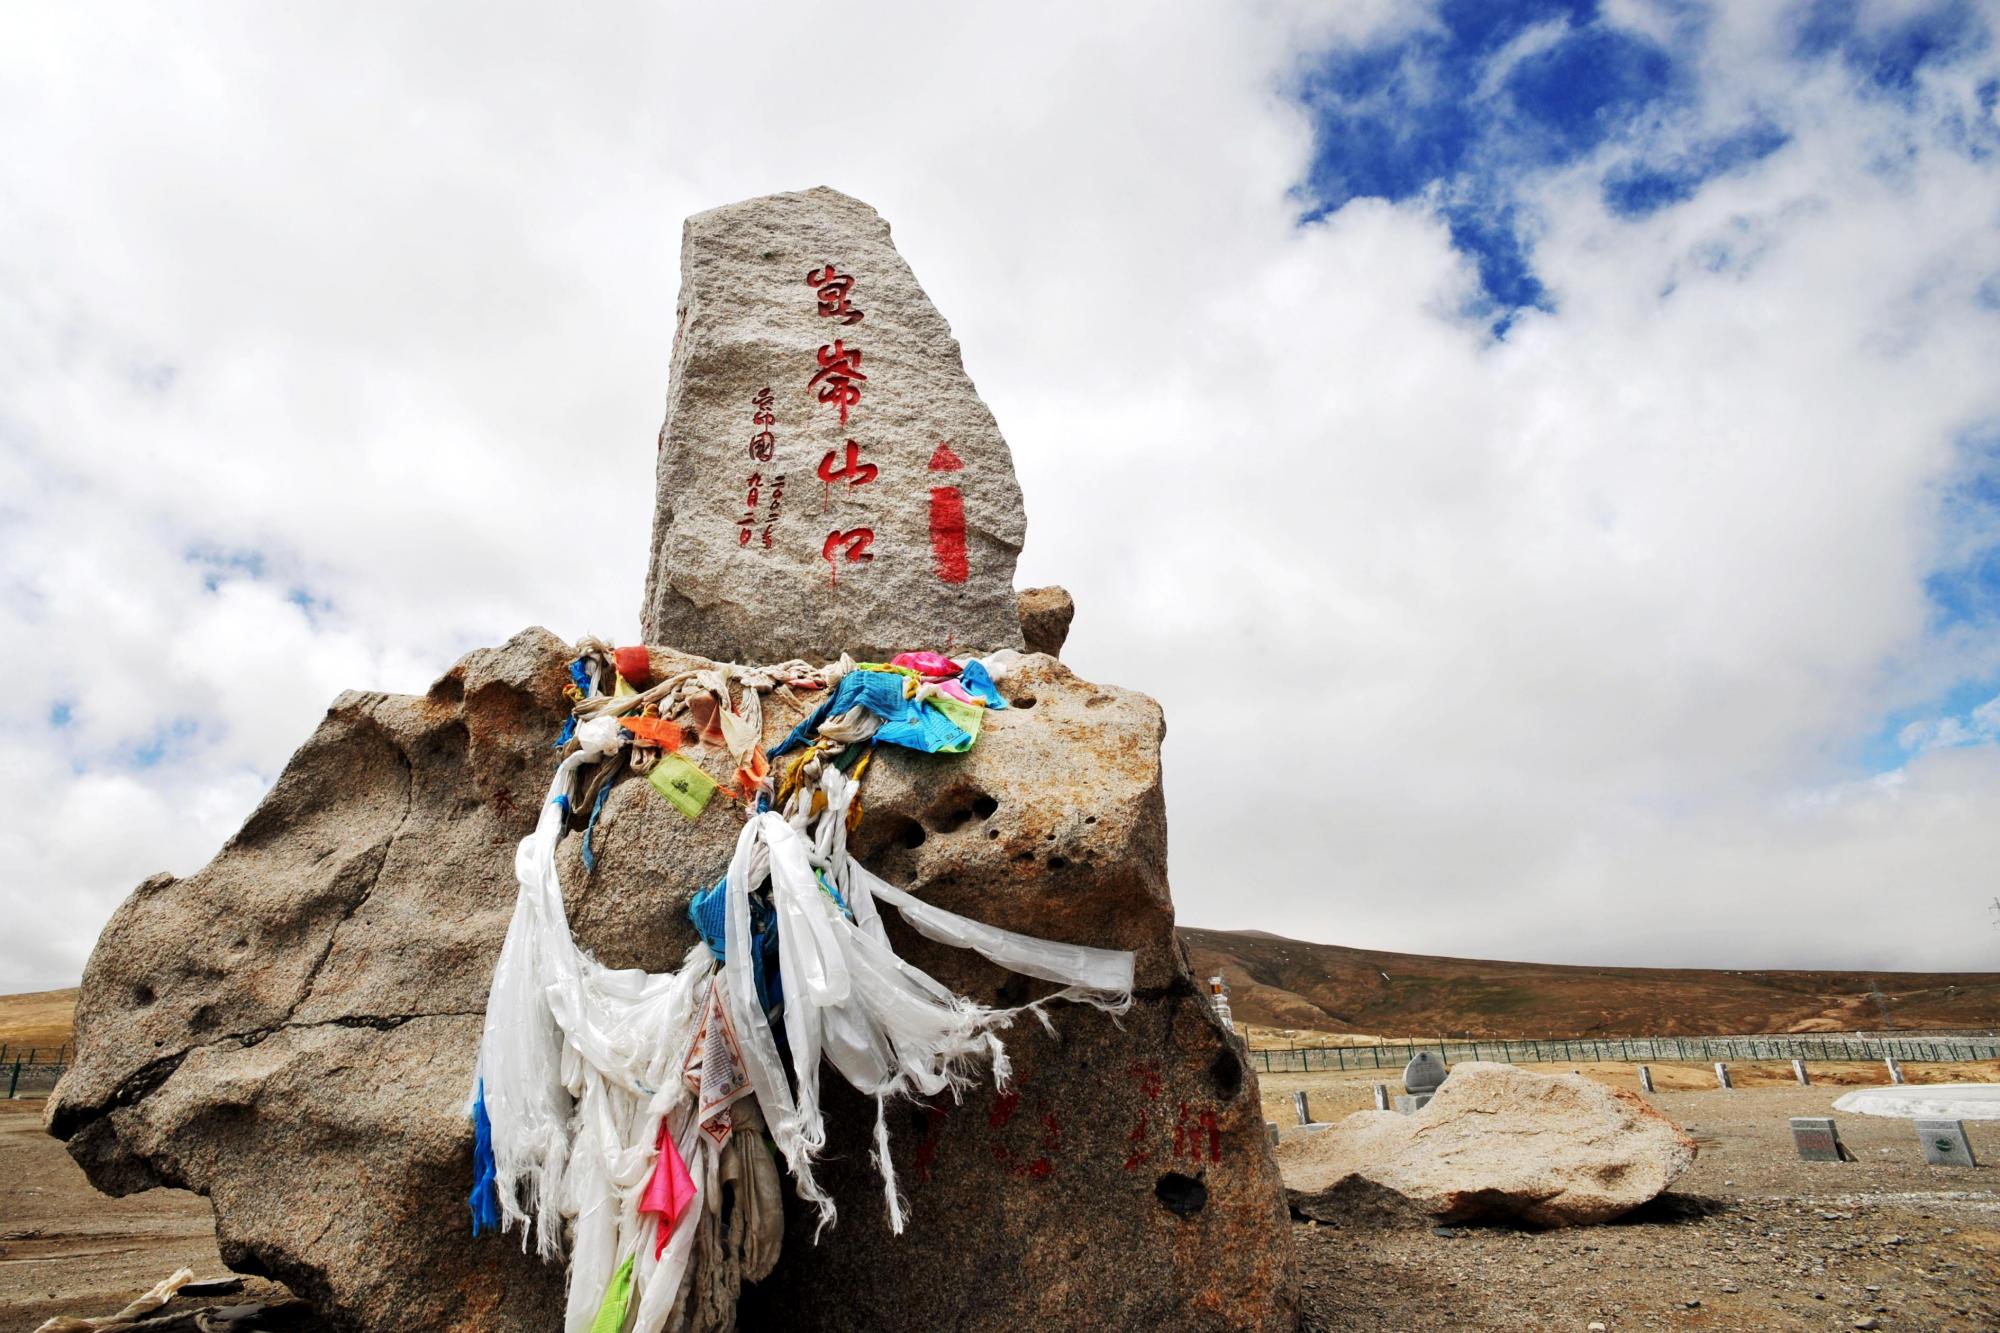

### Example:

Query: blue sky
xmin=1296 ymin=0 xmax=2000 ymax=773
xmin=1295 ymin=0 xmax=1995 ymax=324
xmin=4 ymin=0 xmax=2000 ymax=986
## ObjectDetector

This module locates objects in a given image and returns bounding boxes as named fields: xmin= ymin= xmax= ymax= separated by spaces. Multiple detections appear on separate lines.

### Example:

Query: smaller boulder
xmin=1277 ymin=1062 xmax=1696 ymax=1228
xmin=1017 ymin=585 xmax=1075 ymax=657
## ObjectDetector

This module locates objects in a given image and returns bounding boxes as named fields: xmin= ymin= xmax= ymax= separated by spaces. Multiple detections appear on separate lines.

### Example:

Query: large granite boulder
xmin=1278 ymin=1062 xmax=1695 ymax=1228
xmin=641 ymin=186 xmax=1026 ymax=663
xmin=50 ymin=629 xmax=1298 ymax=1330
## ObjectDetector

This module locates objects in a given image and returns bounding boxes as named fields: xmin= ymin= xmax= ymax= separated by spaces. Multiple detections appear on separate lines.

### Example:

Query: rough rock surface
xmin=1278 ymin=1062 xmax=1696 ymax=1228
xmin=641 ymin=187 xmax=1025 ymax=662
xmin=51 ymin=629 xmax=1297 ymax=1331
xmin=1016 ymin=585 xmax=1075 ymax=658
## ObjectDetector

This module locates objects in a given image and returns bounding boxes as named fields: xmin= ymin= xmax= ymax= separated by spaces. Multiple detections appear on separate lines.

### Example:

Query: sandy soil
xmin=0 ymin=1100 xmax=324 ymax=1330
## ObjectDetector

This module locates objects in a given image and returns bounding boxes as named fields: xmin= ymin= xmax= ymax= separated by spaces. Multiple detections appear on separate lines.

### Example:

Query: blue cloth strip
xmin=469 ymin=1079 xmax=501 ymax=1235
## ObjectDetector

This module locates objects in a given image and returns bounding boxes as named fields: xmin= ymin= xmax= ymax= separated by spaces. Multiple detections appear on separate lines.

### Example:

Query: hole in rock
xmin=1155 ymin=1172 xmax=1207 ymax=1217
xmin=132 ymin=984 xmax=156 ymax=1008
xmin=986 ymin=828 xmax=1000 ymax=840
xmin=1049 ymin=856 xmax=1071 ymax=871
xmin=1010 ymin=694 xmax=1037 ymax=709
xmin=1210 ymin=1048 xmax=1244 ymax=1100
xmin=1084 ymin=815 xmax=1098 ymax=825
xmin=427 ymin=673 xmax=466 ymax=706
xmin=849 ymin=813 xmax=924 ymax=885
xmin=928 ymin=785 xmax=996 ymax=834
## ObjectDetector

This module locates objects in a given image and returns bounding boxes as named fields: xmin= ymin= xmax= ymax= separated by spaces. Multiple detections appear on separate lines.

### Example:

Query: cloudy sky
xmin=4 ymin=0 xmax=2000 ymax=991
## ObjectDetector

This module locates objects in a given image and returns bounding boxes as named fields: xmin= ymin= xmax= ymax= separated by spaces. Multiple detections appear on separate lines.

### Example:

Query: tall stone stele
xmin=50 ymin=187 xmax=1298 ymax=1332
xmin=643 ymin=186 xmax=1026 ymax=663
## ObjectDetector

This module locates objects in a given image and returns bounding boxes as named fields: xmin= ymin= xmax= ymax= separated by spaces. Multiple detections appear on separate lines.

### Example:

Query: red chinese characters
xmin=817 ymin=439 xmax=879 ymax=497
xmin=748 ymin=386 xmax=776 ymax=463
xmin=807 ymin=341 xmax=864 ymax=426
xmin=806 ymin=265 xmax=864 ymax=325
xmin=821 ymin=528 xmax=874 ymax=586
xmin=736 ymin=387 xmax=784 ymax=549
xmin=802 ymin=270 xmax=876 ymax=585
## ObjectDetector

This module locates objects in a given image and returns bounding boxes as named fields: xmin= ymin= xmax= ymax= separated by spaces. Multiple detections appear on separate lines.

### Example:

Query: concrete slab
xmin=1832 ymin=1084 xmax=2000 ymax=1121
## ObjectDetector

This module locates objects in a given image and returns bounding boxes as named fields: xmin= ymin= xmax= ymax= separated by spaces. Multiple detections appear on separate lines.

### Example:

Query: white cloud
xmin=1 ymin=1 xmax=1999 ymax=989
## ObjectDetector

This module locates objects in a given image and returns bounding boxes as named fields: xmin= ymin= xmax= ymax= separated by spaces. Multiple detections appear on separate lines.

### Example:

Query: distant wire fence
xmin=1251 ymin=1032 xmax=2000 ymax=1075
xmin=2 ymin=1043 xmax=74 ymax=1098
xmin=11 ymin=1034 xmax=1998 ymax=1096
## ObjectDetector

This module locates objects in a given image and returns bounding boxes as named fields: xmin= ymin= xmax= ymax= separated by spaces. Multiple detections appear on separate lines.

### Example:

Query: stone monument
xmin=49 ymin=188 xmax=1297 ymax=1333
xmin=1402 ymin=1050 xmax=1446 ymax=1097
xmin=1916 ymin=1119 xmax=1977 ymax=1167
xmin=641 ymin=187 xmax=1025 ymax=663
xmin=1788 ymin=1116 xmax=1848 ymax=1163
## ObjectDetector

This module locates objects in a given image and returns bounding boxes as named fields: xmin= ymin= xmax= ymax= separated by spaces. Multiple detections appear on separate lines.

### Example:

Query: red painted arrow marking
xmin=928 ymin=442 xmax=964 ymax=472
xmin=930 ymin=487 xmax=968 ymax=584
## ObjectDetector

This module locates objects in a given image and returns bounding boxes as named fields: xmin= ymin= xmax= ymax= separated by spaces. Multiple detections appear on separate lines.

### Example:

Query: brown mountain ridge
xmin=7 ymin=932 xmax=1998 ymax=1053
xmin=1179 ymin=927 xmax=2000 ymax=1038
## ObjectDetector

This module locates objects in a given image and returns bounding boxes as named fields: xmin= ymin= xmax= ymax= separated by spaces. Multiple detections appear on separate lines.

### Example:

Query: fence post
xmin=7 ymin=1059 xmax=19 ymax=1099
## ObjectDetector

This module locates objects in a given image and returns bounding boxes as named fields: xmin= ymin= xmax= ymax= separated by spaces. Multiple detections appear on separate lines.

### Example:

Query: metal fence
xmin=2 ymin=1043 xmax=73 ymax=1098
xmin=1251 ymin=1032 xmax=2000 ymax=1075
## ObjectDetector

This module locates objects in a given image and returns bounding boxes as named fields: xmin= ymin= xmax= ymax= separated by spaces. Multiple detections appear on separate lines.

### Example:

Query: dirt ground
xmin=0 ymin=1100 xmax=325 ymax=1330
xmin=8 ymin=1073 xmax=2000 ymax=1331
xmin=1281 ymin=1070 xmax=2000 ymax=1331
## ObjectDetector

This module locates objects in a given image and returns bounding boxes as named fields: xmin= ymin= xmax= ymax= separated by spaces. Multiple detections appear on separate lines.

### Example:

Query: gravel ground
xmin=1294 ymin=1084 xmax=2000 ymax=1331
xmin=8 ymin=1080 xmax=1998 ymax=1331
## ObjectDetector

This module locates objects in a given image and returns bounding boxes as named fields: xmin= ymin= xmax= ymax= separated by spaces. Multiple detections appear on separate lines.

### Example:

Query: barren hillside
xmin=14 ymin=930 xmax=2000 ymax=1055
xmin=0 ymin=989 xmax=78 ymax=1051
xmin=1179 ymin=928 xmax=2000 ymax=1038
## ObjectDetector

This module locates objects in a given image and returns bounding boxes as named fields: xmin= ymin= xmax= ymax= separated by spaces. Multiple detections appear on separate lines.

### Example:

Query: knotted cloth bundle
xmin=469 ymin=644 xmax=1134 ymax=1333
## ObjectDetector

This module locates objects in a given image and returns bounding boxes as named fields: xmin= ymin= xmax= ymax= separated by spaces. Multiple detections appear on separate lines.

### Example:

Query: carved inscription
xmin=736 ymin=387 xmax=785 ymax=549
xmin=805 ymin=266 xmax=876 ymax=585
